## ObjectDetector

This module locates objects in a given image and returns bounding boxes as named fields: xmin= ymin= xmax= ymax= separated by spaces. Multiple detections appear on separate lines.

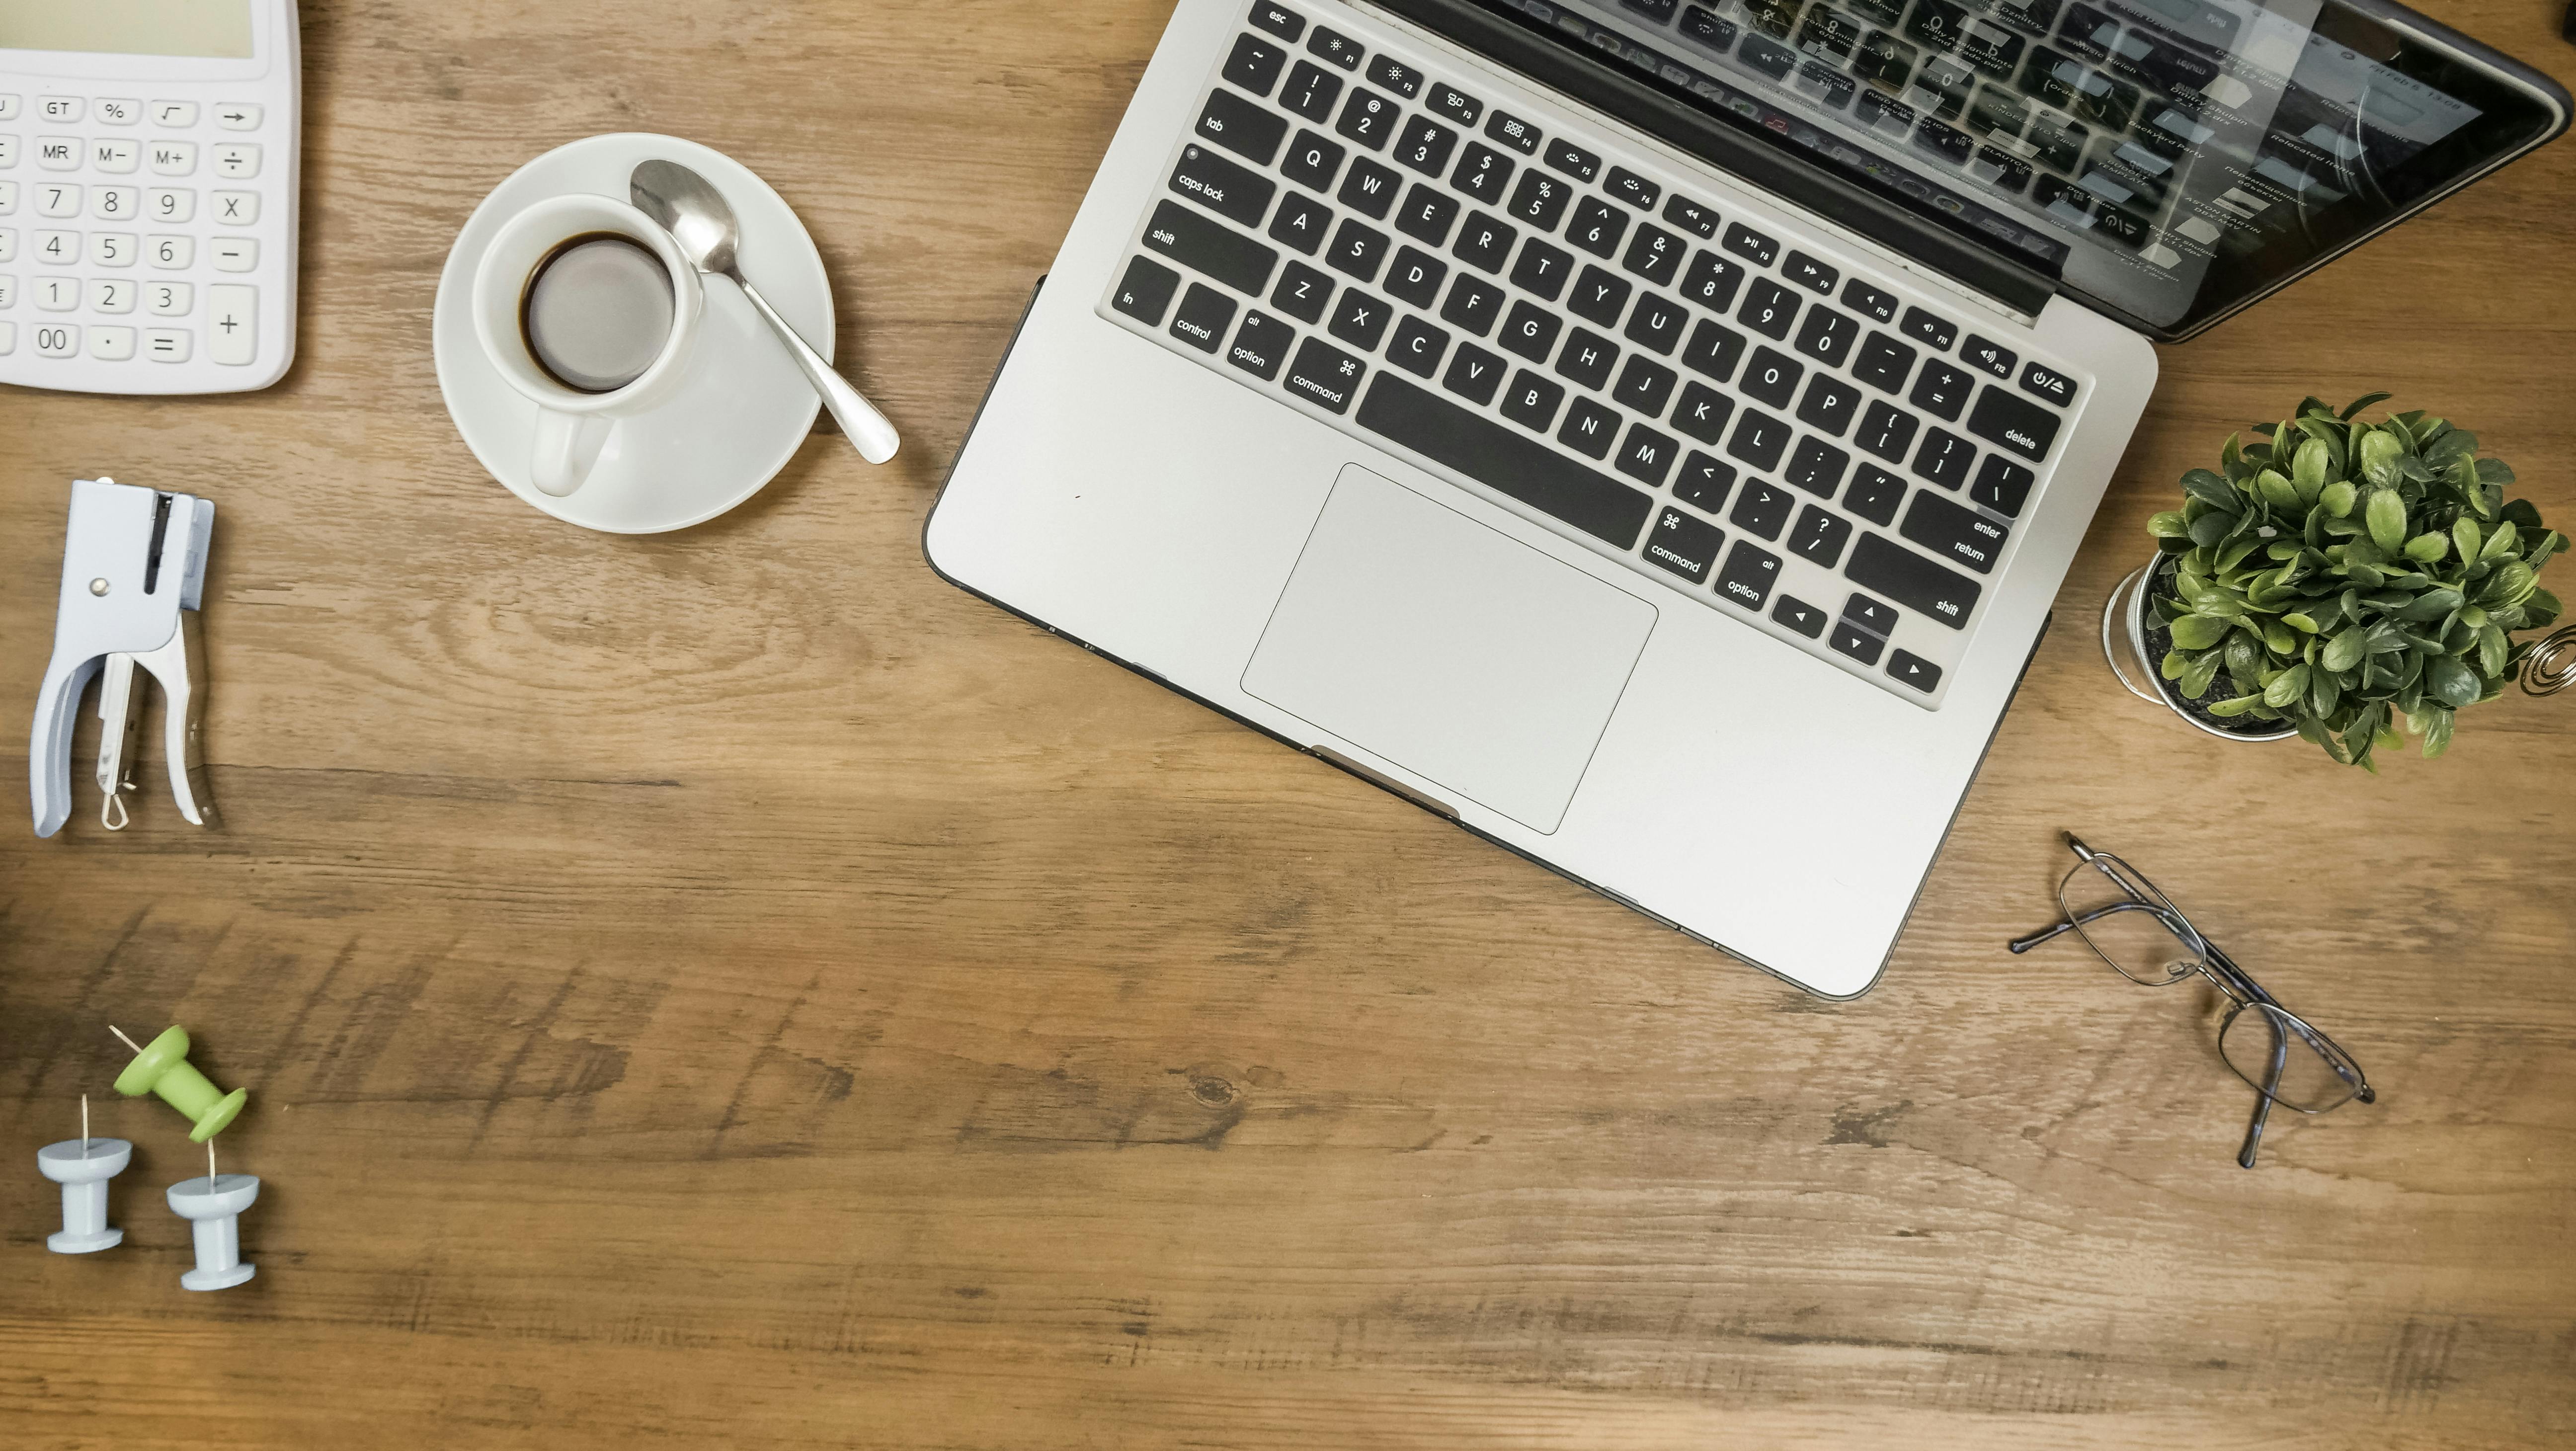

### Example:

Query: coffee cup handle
xmin=530 ymin=408 xmax=615 ymax=497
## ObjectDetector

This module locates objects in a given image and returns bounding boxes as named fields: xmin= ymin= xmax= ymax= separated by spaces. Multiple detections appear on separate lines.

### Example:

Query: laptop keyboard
xmin=1095 ymin=0 xmax=2090 ymax=705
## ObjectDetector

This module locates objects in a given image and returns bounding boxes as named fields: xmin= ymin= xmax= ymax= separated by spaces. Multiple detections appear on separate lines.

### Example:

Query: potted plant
xmin=2103 ymin=394 xmax=2562 ymax=769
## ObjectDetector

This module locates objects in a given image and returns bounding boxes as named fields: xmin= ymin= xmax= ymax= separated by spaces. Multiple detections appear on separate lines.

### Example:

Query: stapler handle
xmin=30 ymin=649 xmax=106 ymax=839
xmin=133 ymin=614 xmax=216 ymax=827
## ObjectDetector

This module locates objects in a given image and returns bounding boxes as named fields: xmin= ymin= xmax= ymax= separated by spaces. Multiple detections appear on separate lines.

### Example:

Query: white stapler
xmin=31 ymin=479 xmax=218 ymax=839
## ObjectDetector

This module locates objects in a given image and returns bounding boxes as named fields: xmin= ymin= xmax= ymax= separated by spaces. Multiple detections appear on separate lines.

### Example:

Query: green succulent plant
xmin=2145 ymin=394 xmax=2561 ymax=770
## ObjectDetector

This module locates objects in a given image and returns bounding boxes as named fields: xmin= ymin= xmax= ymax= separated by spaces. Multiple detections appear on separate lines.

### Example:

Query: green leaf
xmin=2322 ymin=480 xmax=2357 ymax=518
xmin=2404 ymin=532 xmax=2449 ymax=564
xmin=2281 ymin=612 xmax=2320 ymax=633
xmin=2399 ymin=588 xmax=2464 ymax=622
xmin=2188 ymin=510 xmax=2235 ymax=548
xmin=2357 ymin=428 xmax=2406 ymax=488
xmin=2181 ymin=469 xmax=2239 ymax=510
xmin=2366 ymin=488 xmax=2407 ymax=554
xmin=2308 ymin=666 xmax=2341 ymax=719
xmin=2225 ymin=632 xmax=2263 ymax=680
xmin=2323 ymin=626 xmax=2366 ymax=672
xmin=2206 ymin=694 xmax=2267 ymax=718
xmin=2421 ymin=706 xmax=2456 ymax=759
xmin=2340 ymin=391 xmax=2393 ymax=420
xmin=2160 ymin=648 xmax=2189 ymax=681
xmin=2262 ymin=663 xmax=2310 ymax=708
xmin=2146 ymin=510 xmax=2191 ymax=539
xmin=2526 ymin=531 xmax=2562 ymax=572
xmin=2452 ymin=516 xmax=2483 ymax=565
xmin=2180 ymin=649 xmax=2224 ymax=699
xmin=2256 ymin=469 xmax=2300 ymax=512
xmin=2291 ymin=437 xmax=2331 ymax=491
xmin=2479 ymin=520 xmax=2519 ymax=562
xmin=2476 ymin=457 xmax=2516 ymax=485
xmin=2260 ymin=620 xmax=2299 ymax=655
xmin=2480 ymin=559 xmax=2535 ymax=606
xmin=2426 ymin=653 xmax=2480 ymax=708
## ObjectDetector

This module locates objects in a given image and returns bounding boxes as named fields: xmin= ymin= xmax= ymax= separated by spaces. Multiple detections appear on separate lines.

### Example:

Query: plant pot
xmin=2100 ymin=554 xmax=2298 ymax=742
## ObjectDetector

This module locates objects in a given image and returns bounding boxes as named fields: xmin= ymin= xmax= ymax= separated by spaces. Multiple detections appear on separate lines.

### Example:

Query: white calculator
xmin=0 ymin=0 xmax=298 ymax=394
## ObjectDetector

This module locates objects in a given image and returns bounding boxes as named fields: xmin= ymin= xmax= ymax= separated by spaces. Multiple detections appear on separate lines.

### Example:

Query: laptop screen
xmin=1456 ymin=0 xmax=2563 ymax=336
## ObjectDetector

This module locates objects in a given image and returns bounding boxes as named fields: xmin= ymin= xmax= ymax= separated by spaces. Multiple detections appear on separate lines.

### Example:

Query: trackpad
xmin=1243 ymin=466 xmax=1656 ymax=833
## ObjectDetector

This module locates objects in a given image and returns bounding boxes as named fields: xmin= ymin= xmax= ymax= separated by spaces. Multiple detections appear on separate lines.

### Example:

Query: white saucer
xmin=433 ymin=134 xmax=831 ymax=534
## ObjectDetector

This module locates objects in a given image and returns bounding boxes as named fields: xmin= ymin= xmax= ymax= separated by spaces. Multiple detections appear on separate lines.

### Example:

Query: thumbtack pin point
xmin=112 ymin=1025 xmax=247 ymax=1142
xmin=167 ymin=1140 xmax=258 ymax=1291
xmin=38 ymin=1095 xmax=132 ymax=1254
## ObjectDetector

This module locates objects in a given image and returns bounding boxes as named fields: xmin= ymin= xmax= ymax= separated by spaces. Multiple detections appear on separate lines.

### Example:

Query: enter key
xmin=1898 ymin=488 xmax=2009 ymax=575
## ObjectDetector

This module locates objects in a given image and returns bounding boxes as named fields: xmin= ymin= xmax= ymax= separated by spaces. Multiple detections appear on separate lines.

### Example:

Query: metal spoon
xmin=630 ymin=159 xmax=900 ymax=464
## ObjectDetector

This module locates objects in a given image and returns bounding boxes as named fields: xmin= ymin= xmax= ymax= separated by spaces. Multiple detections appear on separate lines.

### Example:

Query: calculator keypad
xmin=0 ymin=86 xmax=279 ymax=373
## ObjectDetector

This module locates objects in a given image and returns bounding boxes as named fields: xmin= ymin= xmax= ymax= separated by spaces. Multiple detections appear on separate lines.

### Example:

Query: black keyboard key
xmin=1909 ymin=360 xmax=1974 ymax=421
xmin=1830 ymin=620 xmax=1886 ymax=665
xmin=1113 ymin=254 xmax=1182 ymax=325
xmin=1337 ymin=157 xmax=1401 ymax=219
xmin=1451 ymin=211 xmax=1518 ymax=272
xmin=1441 ymin=340 xmax=1507 ymax=404
xmin=1797 ymin=375 xmax=1860 ymax=437
xmin=2020 ymin=361 xmax=2077 ymax=406
xmin=1792 ymin=306 xmax=1859 ymax=368
xmin=1227 ymin=309 xmax=1295 ymax=380
xmin=1966 ymin=385 xmax=2063 ymax=462
xmin=1782 ymin=250 xmax=1838 ymax=294
xmin=1451 ymin=143 xmax=1515 ymax=204
xmin=1620 ymin=224 xmax=1685 ymax=288
xmin=1855 ymin=400 xmax=1918 ymax=463
xmin=1545 ymin=138 xmax=1601 ymax=181
xmin=1960 ymin=333 xmax=2015 ymax=379
xmin=1327 ymin=286 xmax=1392 ymax=350
xmin=1385 ymin=314 xmax=1449 ymax=379
xmin=1285 ymin=336 xmax=1367 ymax=413
xmin=1617 ymin=423 xmax=1681 ymax=486
xmin=1199 ymin=90 xmax=1288 ymax=171
xmin=1394 ymin=184 xmax=1458 ymax=247
xmin=1715 ymin=540 xmax=1783 ymax=610
xmin=1555 ymin=327 xmax=1620 ymax=391
xmin=1843 ymin=594 xmax=1898 ymax=636
xmin=1392 ymin=115 xmax=1459 ymax=177
xmin=1250 ymin=2 xmax=1305 ymax=42
xmin=1325 ymin=219 xmax=1390 ymax=283
xmin=1899 ymin=305 xmax=1957 ymax=351
xmin=1336 ymin=88 xmax=1399 ymax=150
xmin=1567 ymin=264 xmax=1630 ymax=325
xmin=1513 ymin=239 xmax=1578 ymax=302
xmin=1270 ymin=259 xmax=1334 ymax=322
xmin=1726 ymin=409 xmax=1791 ymax=473
xmin=1281 ymin=61 xmax=1342 ymax=123
xmin=1612 ymin=355 xmax=1678 ymax=417
xmin=1681 ymin=249 xmax=1746 ymax=312
xmin=1566 ymin=196 xmax=1629 ymax=259
xmin=1366 ymin=54 xmax=1423 ymax=97
xmin=1501 ymin=367 xmax=1565 ymax=430
xmin=1848 ymin=533 xmax=1979 ymax=628
xmin=1672 ymin=383 xmax=1734 ymax=445
xmin=1783 ymin=435 xmax=1849 ymax=498
xmin=1852 ymin=331 xmax=1915 ymax=394
xmin=1674 ymin=451 xmax=1735 ymax=512
xmin=1729 ymin=477 xmax=1794 ymax=540
xmin=1507 ymin=170 xmax=1573 ymax=232
xmin=1169 ymin=281 xmax=1236 ymax=352
xmin=1722 ymin=222 xmax=1778 ymax=266
xmin=1742 ymin=346 xmax=1803 ymax=408
xmin=1485 ymin=110 xmax=1541 ymax=154
xmin=1269 ymin=191 xmax=1333 ymax=255
xmin=1738 ymin=278 xmax=1801 ymax=341
xmin=1840 ymin=280 xmax=1898 ymax=326
xmin=1429 ymin=83 xmax=1484 ymax=128
xmin=1663 ymin=193 xmax=1720 ymax=239
xmin=1913 ymin=117 xmax=1973 ymax=167
xmin=1558 ymin=397 xmax=1622 ymax=459
xmin=1912 ymin=427 xmax=1975 ymax=489
xmin=1773 ymin=594 xmax=1828 ymax=638
xmin=1901 ymin=488 xmax=2009 ymax=574
xmin=1440 ymin=273 xmax=1504 ymax=335
xmin=1172 ymin=143 xmax=1276 ymax=228
xmin=1143 ymin=199 xmax=1278 ymax=294
xmin=1645 ymin=505 xmax=1724 ymax=583
xmin=1623 ymin=293 xmax=1687 ymax=356
xmin=1499 ymin=300 xmax=1562 ymax=362
xmin=1681 ymin=318 xmax=1747 ymax=384
xmin=1603 ymin=166 xmax=1660 ymax=211
xmin=1845 ymin=465 xmax=1906 ymax=526
xmin=1681 ymin=4 xmax=1741 ymax=53
xmin=1359 ymin=374 xmax=1654 ymax=547
xmin=1384 ymin=245 xmax=1446 ymax=307
xmin=1307 ymin=25 xmax=1363 ymax=69
xmin=1887 ymin=649 xmax=1941 ymax=693
xmin=1281 ymin=129 xmax=1345 ymax=191
xmin=1970 ymin=454 xmax=2034 ymax=517
xmin=1789 ymin=504 xmax=1854 ymax=567
xmin=1739 ymin=31 xmax=1797 ymax=79
xmin=1223 ymin=35 xmax=1289 ymax=98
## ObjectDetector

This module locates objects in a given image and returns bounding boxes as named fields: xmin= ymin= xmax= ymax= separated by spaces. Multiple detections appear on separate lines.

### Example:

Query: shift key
xmin=1847 ymin=532 xmax=1980 ymax=629
xmin=1142 ymin=199 xmax=1279 ymax=295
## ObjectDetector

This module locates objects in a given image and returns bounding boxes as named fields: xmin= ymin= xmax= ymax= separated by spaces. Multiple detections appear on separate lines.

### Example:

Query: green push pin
xmin=110 ymin=1025 xmax=247 ymax=1142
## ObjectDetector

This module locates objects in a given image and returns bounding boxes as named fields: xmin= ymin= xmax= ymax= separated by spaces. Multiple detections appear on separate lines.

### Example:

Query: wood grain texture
xmin=4 ymin=2 xmax=2573 ymax=1446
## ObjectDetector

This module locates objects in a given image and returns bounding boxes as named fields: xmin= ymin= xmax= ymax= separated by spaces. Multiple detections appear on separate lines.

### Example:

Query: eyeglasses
xmin=2009 ymin=834 xmax=2374 ymax=1169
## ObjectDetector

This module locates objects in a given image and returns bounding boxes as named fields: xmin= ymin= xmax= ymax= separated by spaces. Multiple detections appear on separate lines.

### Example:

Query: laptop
xmin=927 ymin=0 xmax=2567 ymax=996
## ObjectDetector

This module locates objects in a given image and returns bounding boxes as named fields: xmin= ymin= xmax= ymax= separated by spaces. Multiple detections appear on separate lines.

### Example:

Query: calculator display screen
xmin=0 ymin=0 xmax=252 ymax=60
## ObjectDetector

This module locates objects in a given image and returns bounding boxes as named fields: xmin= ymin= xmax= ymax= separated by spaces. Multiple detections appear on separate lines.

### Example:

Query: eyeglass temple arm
xmin=2236 ymin=1021 xmax=2292 ymax=1170
xmin=2007 ymin=898 xmax=2173 ymax=955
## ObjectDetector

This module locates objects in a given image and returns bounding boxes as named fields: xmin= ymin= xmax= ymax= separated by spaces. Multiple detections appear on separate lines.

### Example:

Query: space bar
xmin=1354 ymin=375 xmax=1655 ymax=550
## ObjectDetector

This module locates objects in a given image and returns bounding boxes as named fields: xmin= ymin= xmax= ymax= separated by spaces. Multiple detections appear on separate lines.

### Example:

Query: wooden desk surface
xmin=6 ymin=2 xmax=2575 ymax=1445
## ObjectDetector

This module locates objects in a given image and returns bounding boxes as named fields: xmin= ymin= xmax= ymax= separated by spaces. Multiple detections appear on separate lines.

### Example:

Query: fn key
xmin=1112 ymin=255 xmax=1182 ymax=325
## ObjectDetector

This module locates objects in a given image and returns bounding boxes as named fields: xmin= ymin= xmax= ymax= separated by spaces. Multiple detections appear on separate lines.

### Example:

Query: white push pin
xmin=37 ymin=1094 xmax=131 ymax=1253
xmin=165 ymin=1141 xmax=259 ymax=1291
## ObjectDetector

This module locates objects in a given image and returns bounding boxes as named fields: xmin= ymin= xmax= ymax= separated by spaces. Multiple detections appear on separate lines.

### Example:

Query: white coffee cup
xmin=470 ymin=194 xmax=706 ymax=497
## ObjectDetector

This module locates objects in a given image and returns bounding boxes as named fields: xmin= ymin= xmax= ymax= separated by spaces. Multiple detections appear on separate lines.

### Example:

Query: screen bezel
xmin=0 ymin=0 xmax=278 ymax=82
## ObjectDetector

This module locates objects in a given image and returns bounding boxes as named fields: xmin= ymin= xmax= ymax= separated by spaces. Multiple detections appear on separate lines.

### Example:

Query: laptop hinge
xmin=1362 ymin=0 xmax=2059 ymax=321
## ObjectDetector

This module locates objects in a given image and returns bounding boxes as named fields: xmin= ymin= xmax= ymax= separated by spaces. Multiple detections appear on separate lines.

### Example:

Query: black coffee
xmin=519 ymin=232 xmax=675 ymax=393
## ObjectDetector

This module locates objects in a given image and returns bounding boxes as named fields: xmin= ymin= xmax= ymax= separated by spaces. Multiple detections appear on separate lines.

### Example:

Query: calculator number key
xmin=92 ymin=186 xmax=139 ymax=221
xmin=32 ymin=322 xmax=80 ymax=357
xmin=34 ymin=230 xmax=78 ymax=265
xmin=37 ymin=184 xmax=81 ymax=218
xmin=211 ymin=143 xmax=261 ymax=180
xmin=148 ymin=235 xmax=195 ymax=269
xmin=32 ymin=275 xmax=79 ymax=310
xmin=88 ymin=278 xmax=136 ymax=314
xmin=149 ymin=281 xmax=193 ymax=315
xmin=90 ymin=233 xmax=137 ymax=267
xmin=149 ymin=188 xmax=194 ymax=223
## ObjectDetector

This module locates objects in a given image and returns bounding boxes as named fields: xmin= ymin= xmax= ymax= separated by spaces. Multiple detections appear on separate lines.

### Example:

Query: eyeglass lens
xmin=2058 ymin=858 xmax=2199 ymax=985
xmin=2220 ymin=1003 xmax=2364 ymax=1112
